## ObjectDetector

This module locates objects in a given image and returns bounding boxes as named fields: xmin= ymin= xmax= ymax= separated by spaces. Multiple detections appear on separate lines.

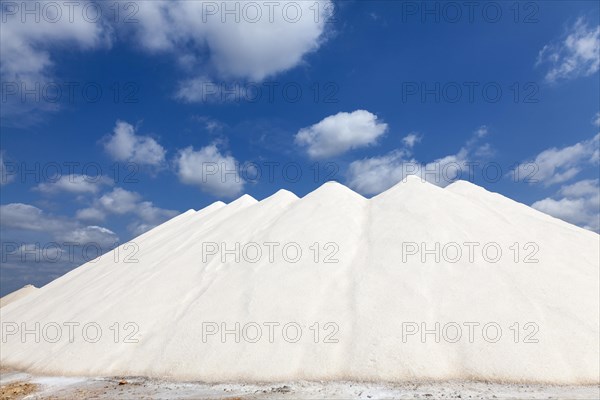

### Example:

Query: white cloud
xmin=559 ymin=178 xmax=599 ymax=197
xmin=103 ymin=121 xmax=166 ymax=167
xmin=473 ymin=125 xmax=489 ymax=139
xmin=593 ymin=112 xmax=600 ymax=127
xmin=0 ymin=203 xmax=119 ymax=294
xmin=515 ymin=134 xmax=599 ymax=186
xmin=174 ymin=144 xmax=244 ymax=198
xmin=132 ymin=1 xmax=333 ymax=82
xmin=0 ymin=203 xmax=119 ymax=244
xmin=127 ymin=201 xmax=179 ymax=236
xmin=346 ymin=149 xmax=470 ymax=196
xmin=402 ymin=133 xmax=422 ymax=148
xmin=346 ymin=127 xmax=492 ymax=196
xmin=75 ymin=207 xmax=107 ymax=221
xmin=97 ymin=188 xmax=141 ymax=215
xmin=0 ymin=1 xmax=112 ymax=83
xmin=76 ymin=187 xmax=178 ymax=235
xmin=295 ymin=110 xmax=388 ymax=159
xmin=0 ymin=152 xmax=15 ymax=185
xmin=0 ymin=1 xmax=112 ymax=120
xmin=59 ymin=226 xmax=119 ymax=248
xmin=0 ymin=203 xmax=65 ymax=232
xmin=14 ymin=243 xmax=65 ymax=262
xmin=532 ymin=179 xmax=599 ymax=232
xmin=175 ymin=76 xmax=247 ymax=103
xmin=536 ymin=18 xmax=600 ymax=83
xmin=192 ymin=115 xmax=225 ymax=133
xmin=34 ymin=174 xmax=112 ymax=195
xmin=1 ymin=1 xmax=333 ymax=117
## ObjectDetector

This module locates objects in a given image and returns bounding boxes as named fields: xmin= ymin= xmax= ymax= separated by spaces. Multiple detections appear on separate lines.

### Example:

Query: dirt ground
xmin=0 ymin=381 xmax=39 ymax=400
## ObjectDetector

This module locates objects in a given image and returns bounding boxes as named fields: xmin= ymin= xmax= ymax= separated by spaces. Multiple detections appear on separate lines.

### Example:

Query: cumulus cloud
xmin=347 ymin=149 xmax=469 ymax=196
xmin=0 ymin=202 xmax=119 ymax=294
xmin=514 ymin=134 xmax=599 ymax=186
xmin=0 ymin=1 xmax=112 ymax=120
xmin=12 ymin=243 xmax=65 ymax=263
xmin=103 ymin=121 xmax=166 ymax=167
xmin=536 ymin=18 xmax=600 ymax=83
xmin=75 ymin=207 xmax=107 ymax=221
xmin=532 ymin=179 xmax=600 ymax=232
xmin=559 ymin=178 xmax=599 ymax=197
xmin=34 ymin=174 xmax=112 ymax=195
xmin=174 ymin=144 xmax=244 ymax=198
xmin=593 ymin=112 xmax=600 ymax=127
xmin=60 ymin=226 xmax=119 ymax=248
xmin=0 ymin=1 xmax=111 ymax=81
xmin=0 ymin=203 xmax=65 ymax=232
xmin=97 ymin=187 xmax=141 ymax=215
xmin=1 ymin=1 xmax=334 ymax=118
xmin=295 ymin=110 xmax=388 ymax=159
xmin=0 ymin=203 xmax=118 ymax=244
xmin=131 ymin=1 xmax=333 ymax=82
xmin=127 ymin=201 xmax=180 ymax=236
xmin=76 ymin=187 xmax=178 ymax=235
xmin=346 ymin=126 xmax=491 ymax=196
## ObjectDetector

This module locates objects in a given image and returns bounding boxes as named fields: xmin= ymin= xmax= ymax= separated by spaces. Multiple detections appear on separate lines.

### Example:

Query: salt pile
xmin=1 ymin=177 xmax=598 ymax=384
xmin=0 ymin=285 xmax=37 ymax=308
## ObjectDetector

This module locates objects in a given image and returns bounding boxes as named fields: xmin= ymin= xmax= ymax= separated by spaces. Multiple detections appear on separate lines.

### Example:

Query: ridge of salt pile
xmin=1 ymin=179 xmax=598 ymax=384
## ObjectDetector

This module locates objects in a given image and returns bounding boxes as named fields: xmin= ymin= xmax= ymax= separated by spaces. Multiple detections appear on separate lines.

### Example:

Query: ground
xmin=0 ymin=370 xmax=598 ymax=399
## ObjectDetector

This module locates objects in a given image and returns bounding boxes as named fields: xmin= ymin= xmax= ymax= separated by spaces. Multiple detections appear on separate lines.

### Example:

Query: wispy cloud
xmin=515 ymin=134 xmax=599 ymax=186
xmin=536 ymin=18 xmax=600 ymax=83
xmin=532 ymin=179 xmax=600 ymax=232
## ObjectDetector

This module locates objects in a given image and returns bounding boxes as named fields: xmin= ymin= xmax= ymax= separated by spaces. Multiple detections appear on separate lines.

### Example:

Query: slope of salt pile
xmin=0 ymin=285 xmax=38 ymax=308
xmin=1 ymin=178 xmax=598 ymax=384
xmin=352 ymin=176 xmax=599 ymax=382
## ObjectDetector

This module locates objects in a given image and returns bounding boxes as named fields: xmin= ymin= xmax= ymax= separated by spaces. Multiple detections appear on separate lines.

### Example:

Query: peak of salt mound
xmin=208 ymin=194 xmax=258 ymax=216
xmin=261 ymin=189 xmax=300 ymax=204
xmin=229 ymin=193 xmax=258 ymax=205
xmin=195 ymin=200 xmax=226 ymax=216
xmin=375 ymin=174 xmax=442 ymax=200
xmin=305 ymin=180 xmax=365 ymax=201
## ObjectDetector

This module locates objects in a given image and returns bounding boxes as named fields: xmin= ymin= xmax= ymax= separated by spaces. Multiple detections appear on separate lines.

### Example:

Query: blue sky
xmin=1 ymin=0 xmax=599 ymax=295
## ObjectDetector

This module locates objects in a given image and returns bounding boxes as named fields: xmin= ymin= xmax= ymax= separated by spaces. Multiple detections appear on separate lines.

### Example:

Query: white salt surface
xmin=0 ymin=284 xmax=37 ymax=308
xmin=1 ymin=177 xmax=598 ymax=385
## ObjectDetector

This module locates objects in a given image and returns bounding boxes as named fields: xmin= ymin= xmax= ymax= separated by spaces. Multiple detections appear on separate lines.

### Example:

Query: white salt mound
xmin=0 ymin=285 xmax=37 ymax=308
xmin=1 ymin=177 xmax=598 ymax=384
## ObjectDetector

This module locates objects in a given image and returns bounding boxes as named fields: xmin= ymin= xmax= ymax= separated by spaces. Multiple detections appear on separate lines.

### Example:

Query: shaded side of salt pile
xmin=1 ymin=177 xmax=598 ymax=384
